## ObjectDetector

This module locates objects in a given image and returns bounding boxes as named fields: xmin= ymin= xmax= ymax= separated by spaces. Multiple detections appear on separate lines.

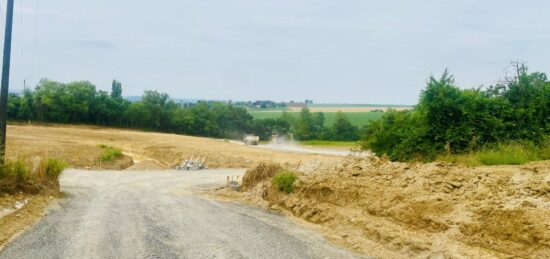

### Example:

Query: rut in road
xmin=0 ymin=169 xmax=364 ymax=259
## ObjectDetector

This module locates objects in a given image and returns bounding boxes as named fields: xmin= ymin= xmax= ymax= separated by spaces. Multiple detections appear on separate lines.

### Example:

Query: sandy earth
xmin=219 ymin=158 xmax=550 ymax=259
xmin=0 ymin=169 xmax=364 ymax=259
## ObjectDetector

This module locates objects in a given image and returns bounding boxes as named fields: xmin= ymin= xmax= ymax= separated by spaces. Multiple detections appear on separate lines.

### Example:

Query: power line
xmin=19 ymin=0 xmax=24 ymax=70
xmin=30 ymin=0 xmax=39 ymax=87
xmin=0 ymin=1 xmax=4 ymax=24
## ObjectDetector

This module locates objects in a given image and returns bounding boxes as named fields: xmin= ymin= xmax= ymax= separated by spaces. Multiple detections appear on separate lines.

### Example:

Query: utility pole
xmin=0 ymin=0 xmax=15 ymax=163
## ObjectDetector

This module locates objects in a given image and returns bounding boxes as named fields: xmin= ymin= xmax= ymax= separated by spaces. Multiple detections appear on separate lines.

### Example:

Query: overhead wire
xmin=30 ymin=0 xmax=39 ymax=88
xmin=19 ymin=0 xmax=25 ymax=89
xmin=0 ymin=1 xmax=4 ymax=25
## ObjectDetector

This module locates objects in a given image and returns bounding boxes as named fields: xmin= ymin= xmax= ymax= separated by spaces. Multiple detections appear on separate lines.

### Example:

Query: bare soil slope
xmin=221 ymin=158 xmax=550 ymax=258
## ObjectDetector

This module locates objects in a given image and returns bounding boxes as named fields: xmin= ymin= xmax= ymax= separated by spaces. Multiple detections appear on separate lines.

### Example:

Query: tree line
xmin=7 ymin=79 xmax=360 ymax=141
xmin=361 ymin=63 xmax=550 ymax=161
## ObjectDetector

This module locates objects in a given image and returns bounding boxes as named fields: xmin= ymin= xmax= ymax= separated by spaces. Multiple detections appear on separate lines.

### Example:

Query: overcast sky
xmin=2 ymin=0 xmax=549 ymax=104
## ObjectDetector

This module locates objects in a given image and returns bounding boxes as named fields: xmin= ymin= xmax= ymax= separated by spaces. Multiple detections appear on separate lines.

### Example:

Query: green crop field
xmin=248 ymin=111 xmax=384 ymax=127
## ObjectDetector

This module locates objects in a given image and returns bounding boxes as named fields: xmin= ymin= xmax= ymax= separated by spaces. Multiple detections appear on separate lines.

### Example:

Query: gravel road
xmin=0 ymin=169 xmax=362 ymax=259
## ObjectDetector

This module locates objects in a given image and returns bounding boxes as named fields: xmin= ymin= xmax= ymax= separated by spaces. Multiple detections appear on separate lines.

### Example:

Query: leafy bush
xmin=99 ymin=146 xmax=123 ymax=162
xmin=361 ymin=64 xmax=550 ymax=163
xmin=272 ymin=171 xmax=298 ymax=194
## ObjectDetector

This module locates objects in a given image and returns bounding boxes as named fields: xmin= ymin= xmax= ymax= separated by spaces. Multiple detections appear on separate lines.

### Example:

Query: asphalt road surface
xmin=0 ymin=169 xmax=362 ymax=259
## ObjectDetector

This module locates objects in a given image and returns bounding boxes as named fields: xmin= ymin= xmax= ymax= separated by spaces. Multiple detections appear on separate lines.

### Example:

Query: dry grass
xmin=6 ymin=124 xmax=341 ymax=170
xmin=241 ymin=162 xmax=282 ymax=191
xmin=0 ymin=158 xmax=67 ymax=195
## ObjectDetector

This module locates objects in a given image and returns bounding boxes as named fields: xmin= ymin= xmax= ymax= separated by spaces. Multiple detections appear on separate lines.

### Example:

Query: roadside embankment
xmin=215 ymin=158 xmax=550 ymax=258
xmin=0 ymin=158 xmax=66 ymax=249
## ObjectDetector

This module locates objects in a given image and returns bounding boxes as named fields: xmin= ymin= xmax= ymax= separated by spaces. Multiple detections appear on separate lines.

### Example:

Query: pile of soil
xmin=233 ymin=158 xmax=550 ymax=258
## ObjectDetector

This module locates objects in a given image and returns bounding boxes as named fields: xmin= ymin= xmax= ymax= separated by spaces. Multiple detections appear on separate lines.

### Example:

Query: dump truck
xmin=243 ymin=134 xmax=260 ymax=145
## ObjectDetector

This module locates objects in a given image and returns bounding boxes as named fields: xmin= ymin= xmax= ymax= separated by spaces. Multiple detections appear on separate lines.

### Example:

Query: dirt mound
xmin=97 ymin=155 xmax=135 ymax=170
xmin=241 ymin=162 xmax=283 ymax=191
xmin=231 ymin=158 xmax=550 ymax=258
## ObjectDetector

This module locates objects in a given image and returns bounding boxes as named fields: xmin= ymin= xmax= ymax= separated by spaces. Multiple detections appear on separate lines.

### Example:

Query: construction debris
xmin=226 ymin=176 xmax=241 ymax=191
xmin=176 ymin=156 xmax=206 ymax=171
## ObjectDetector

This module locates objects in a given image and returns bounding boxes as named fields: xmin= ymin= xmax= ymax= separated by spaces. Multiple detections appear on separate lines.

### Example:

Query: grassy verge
xmin=299 ymin=140 xmax=357 ymax=147
xmin=98 ymin=145 xmax=123 ymax=162
xmin=0 ymin=158 xmax=67 ymax=195
xmin=438 ymin=142 xmax=550 ymax=166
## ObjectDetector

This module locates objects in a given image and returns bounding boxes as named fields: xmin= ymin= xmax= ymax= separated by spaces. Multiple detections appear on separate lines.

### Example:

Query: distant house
xmin=287 ymin=102 xmax=307 ymax=108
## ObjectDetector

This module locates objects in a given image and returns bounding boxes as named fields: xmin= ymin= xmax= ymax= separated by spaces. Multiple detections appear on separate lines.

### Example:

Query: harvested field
xmin=215 ymin=157 xmax=550 ymax=258
xmin=249 ymin=111 xmax=384 ymax=127
xmin=288 ymin=106 xmax=411 ymax=112
xmin=6 ymin=124 xmax=341 ymax=170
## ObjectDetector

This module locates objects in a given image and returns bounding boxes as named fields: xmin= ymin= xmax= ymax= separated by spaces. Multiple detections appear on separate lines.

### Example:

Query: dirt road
xmin=0 ymin=169 xmax=362 ymax=259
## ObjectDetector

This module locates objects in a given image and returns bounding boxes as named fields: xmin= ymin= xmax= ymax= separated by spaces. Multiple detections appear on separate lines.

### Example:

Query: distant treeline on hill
xmin=7 ymin=79 xmax=361 ymax=141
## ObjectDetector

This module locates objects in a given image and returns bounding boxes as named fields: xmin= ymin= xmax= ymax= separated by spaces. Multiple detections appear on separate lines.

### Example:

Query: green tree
xmin=330 ymin=112 xmax=359 ymax=141
xmin=111 ymin=80 xmax=122 ymax=99
xmin=294 ymin=108 xmax=316 ymax=140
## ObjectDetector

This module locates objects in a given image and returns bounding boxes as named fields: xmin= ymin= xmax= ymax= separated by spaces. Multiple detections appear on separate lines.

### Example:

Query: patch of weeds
xmin=0 ymin=158 xmax=66 ymax=194
xmin=98 ymin=145 xmax=123 ymax=162
xmin=39 ymin=159 xmax=67 ymax=180
xmin=438 ymin=142 xmax=547 ymax=166
xmin=272 ymin=171 xmax=298 ymax=194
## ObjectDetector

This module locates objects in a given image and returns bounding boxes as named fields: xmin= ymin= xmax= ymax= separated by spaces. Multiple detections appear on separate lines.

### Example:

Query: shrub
xmin=272 ymin=171 xmax=298 ymax=194
xmin=99 ymin=146 xmax=123 ymax=162
xmin=362 ymin=66 xmax=550 ymax=162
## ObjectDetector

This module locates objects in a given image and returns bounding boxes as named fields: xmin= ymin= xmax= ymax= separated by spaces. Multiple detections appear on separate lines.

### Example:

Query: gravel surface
xmin=0 ymin=169 xmax=363 ymax=259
